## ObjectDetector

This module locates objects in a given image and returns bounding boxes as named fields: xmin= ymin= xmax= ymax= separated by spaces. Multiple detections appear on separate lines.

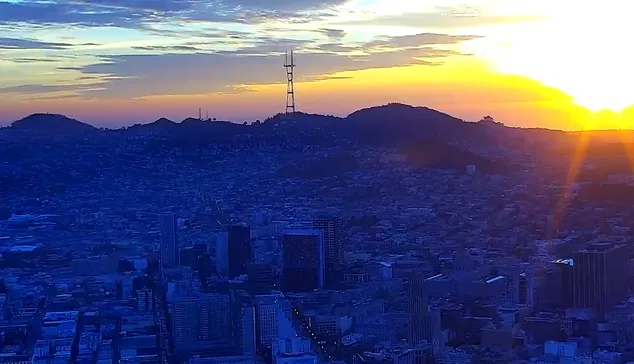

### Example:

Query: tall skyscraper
xmin=313 ymin=218 xmax=345 ymax=286
xmin=159 ymin=213 xmax=178 ymax=269
xmin=230 ymin=290 xmax=257 ymax=358
xmin=215 ymin=232 xmax=229 ymax=277
xmin=408 ymin=274 xmax=439 ymax=346
xmin=540 ymin=259 xmax=574 ymax=310
xmin=573 ymin=242 xmax=628 ymax=320
xmin=171 ymin=294 xmax=231 ymax=350
xmin=228 ymin=225 xmax=252 ymax=278
xmin=282 ymin=229 xmax=324 ymax=292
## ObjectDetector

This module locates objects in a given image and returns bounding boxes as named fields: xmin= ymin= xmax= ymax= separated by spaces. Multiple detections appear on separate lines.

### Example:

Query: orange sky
xmin=2 ymin=58 xmax=631 ymax=130
xmin=0 ymin=0 xmax=632 ymax=129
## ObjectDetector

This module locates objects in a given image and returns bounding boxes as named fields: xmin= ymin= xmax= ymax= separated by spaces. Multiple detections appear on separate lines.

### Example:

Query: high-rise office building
xmin=573 ymin=242 xmax=628 ymax=320
xmin=215 ymin=232 xmax=229 ymax=277
xmin=228 ymin=225 xmax=252 ymax=278
xmin=136 ymin=287 xmax=153 ymax=312
xmin=541 ymin=259 xmax=574 ymax=310
xmin=282 ymin=229 xmax=324 ymax=292
xmin=171 ymin=294 xmax=231 ymax=350
xmin=121 ymin=275 xmax=133 ymax=300
xmin=179 ymin=243 xmax=207 ymax=268
xmin=247 ymin=263 xmax=278 ymax=295
xmin=408 ymin=274 xmax=439 ymax=346
xmin=159 ymin=213 xmax=178 ymax=269
xmin=230 ymin=290 xmax=257 ymax=358
xmin=312 ymin=218 xmax=345 ymax=286
xmin=254 ymin=292 xmax=285 ymax=348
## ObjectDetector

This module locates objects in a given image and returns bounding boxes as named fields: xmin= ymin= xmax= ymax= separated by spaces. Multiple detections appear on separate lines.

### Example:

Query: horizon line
xmin=3 ymin=102 xmax=634 ymax=134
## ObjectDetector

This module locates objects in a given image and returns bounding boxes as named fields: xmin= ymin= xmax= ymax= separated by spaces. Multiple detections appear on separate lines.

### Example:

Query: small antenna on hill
xmin=284 ymin=50 xmax=296 ymax=114
xmin=206 ymin=109 xmax=209 ymax=120
xmin=199 ymin=108 xmax=202 ymax=120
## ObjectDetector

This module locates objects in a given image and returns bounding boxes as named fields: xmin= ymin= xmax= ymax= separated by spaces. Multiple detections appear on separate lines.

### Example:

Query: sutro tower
xmin=284 ymin=50 xmax=296 ymax=114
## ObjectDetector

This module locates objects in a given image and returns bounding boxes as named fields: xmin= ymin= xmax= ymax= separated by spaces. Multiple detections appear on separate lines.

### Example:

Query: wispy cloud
xmin=67 ymin=32 xmax=472 ymax=98
xmin=365 ymin=33 xmax=481 ymax=49
xmin=0 ymin=0 xmax=347 ymax=28
xmin=131 ymin=45 xmax=202 ymax=52
xmin=338 ymin=11 xmax=547 ymax=28
xmin=0 ymin=83 xmax=107 ymax=94
xmin=0 ymin=0 xmax=522 ymax=107
xmin=0 ymin=37 xmax=75 ymax=49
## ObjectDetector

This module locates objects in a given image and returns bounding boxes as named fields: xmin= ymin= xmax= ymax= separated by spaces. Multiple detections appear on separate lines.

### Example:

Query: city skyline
xmin=1 ymin=0 xmax=633 ymax=130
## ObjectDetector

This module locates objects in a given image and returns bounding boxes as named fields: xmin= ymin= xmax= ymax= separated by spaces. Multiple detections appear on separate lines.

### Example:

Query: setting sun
xmin=473 ymin=1 xmax=634 ymax=113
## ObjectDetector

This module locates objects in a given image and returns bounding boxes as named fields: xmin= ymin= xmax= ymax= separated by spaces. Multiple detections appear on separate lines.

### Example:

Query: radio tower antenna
xmin=284 ymin=50 xmax=296 ymax=114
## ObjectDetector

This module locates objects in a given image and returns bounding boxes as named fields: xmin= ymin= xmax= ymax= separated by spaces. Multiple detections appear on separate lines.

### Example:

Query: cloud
xmin=0 ymin=37 xmax=74 ymax=50
xmin=0 ymin=0 xmax=346 ymax=28
xmin=339 ymin=12 xmax=546 ymax=29
xmin=312 ymin=33 xmax=478 ymax=55
xmin=214 ymin=0 xmax=346 ymax=12
xmin=131 ymin=45 xmax=201 ymax=52
xmin=317 ymin=28 xmax=346 ymax=40
xmin=0 ymin=1 xmax=147 ymax=27
xmin=10 ymin=58 xmax=64 ymax=63
xmin=0 ymin=29 xmax=478 ymax=99
xmin=315 ymin=43 xmax=357 ymax=53
xmin=220 ymin=38 xmax=314 ymax=55
xmin=69 ymin=43 xmax=460 ymax=98
xmin=0 ymin=83 xmax=106 ymax=95
xmin=72 ymin=0 xmax=195 ymax=12
xmin=24 ymin=93 xmax=85 ymax=101
xmin=365 ymin=33 xmax=481 ymax=49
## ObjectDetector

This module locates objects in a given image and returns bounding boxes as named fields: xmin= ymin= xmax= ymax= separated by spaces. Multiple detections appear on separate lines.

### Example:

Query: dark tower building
xmin=179 ymin=243 xmax=208 ymax=268
xmin=312 ymin=218 xmax=345 ymax=286
xmin=159 ymin=213 xmax=178 ymax=269
xmin=282 ymin=229 xmax=324 ymax=292
xmin=408 ymin=274 xmax=438 ymax=345
xmin=247 ymin=263 xmax=278 ymax=295
xmin=539 ymin=259 xmax=574 ymax=310
xmin=555 ymin=259 xmax=574 ymax=309
xmin=228 ymin=225 xmax=252 ymax=278
xmin=230 ymin=290 xmax=256 ymax=358
xmin=573 ymin=242 xmax=628 ymax=320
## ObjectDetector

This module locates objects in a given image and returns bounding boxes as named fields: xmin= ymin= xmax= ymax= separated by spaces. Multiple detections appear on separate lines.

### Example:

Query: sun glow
xmin=474 ymin=1 xmax=634 ymax=113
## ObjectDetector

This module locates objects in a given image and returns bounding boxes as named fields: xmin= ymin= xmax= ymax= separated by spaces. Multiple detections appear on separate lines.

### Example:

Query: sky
xmin=0 ymin=0 xmax=633 ymax=130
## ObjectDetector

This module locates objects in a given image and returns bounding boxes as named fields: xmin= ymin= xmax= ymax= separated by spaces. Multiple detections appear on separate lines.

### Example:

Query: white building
xmin=254 ymin=292 xmax=286 ymax=348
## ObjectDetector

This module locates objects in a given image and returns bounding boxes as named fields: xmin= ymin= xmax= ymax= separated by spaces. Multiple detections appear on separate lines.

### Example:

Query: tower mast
xmin=284 ymin=50 xmax=296 ymax=114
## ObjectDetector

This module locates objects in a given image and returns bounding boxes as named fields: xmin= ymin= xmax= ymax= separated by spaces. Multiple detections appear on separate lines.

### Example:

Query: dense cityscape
xmin=1 ymin=105 xmax=634 ymax=364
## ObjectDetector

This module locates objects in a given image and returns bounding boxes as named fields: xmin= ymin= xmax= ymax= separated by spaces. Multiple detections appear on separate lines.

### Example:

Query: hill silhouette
xmin=124 ymin=117 xmax=178 ymax=136
xmin=340 ymin=103 xmax=488 ymax=145
xmin=181 ymin=117 xmax=206 ymax=126
xmin=5 ymin=103 xmax=490 ymax=144
xmin=10 ymin=113 xmax=95 ymax=135
xmin=347 ymin=103 xmax=461 ymax=124
xmin=1 ymin=104 xmax=533 ymax=175
xmin=152 ymin=117 xmax=176 ymax=126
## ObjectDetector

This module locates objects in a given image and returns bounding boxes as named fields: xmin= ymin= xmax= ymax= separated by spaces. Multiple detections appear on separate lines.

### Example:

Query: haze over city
xmin=1 ymin=0 xmax=633 ymax=129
